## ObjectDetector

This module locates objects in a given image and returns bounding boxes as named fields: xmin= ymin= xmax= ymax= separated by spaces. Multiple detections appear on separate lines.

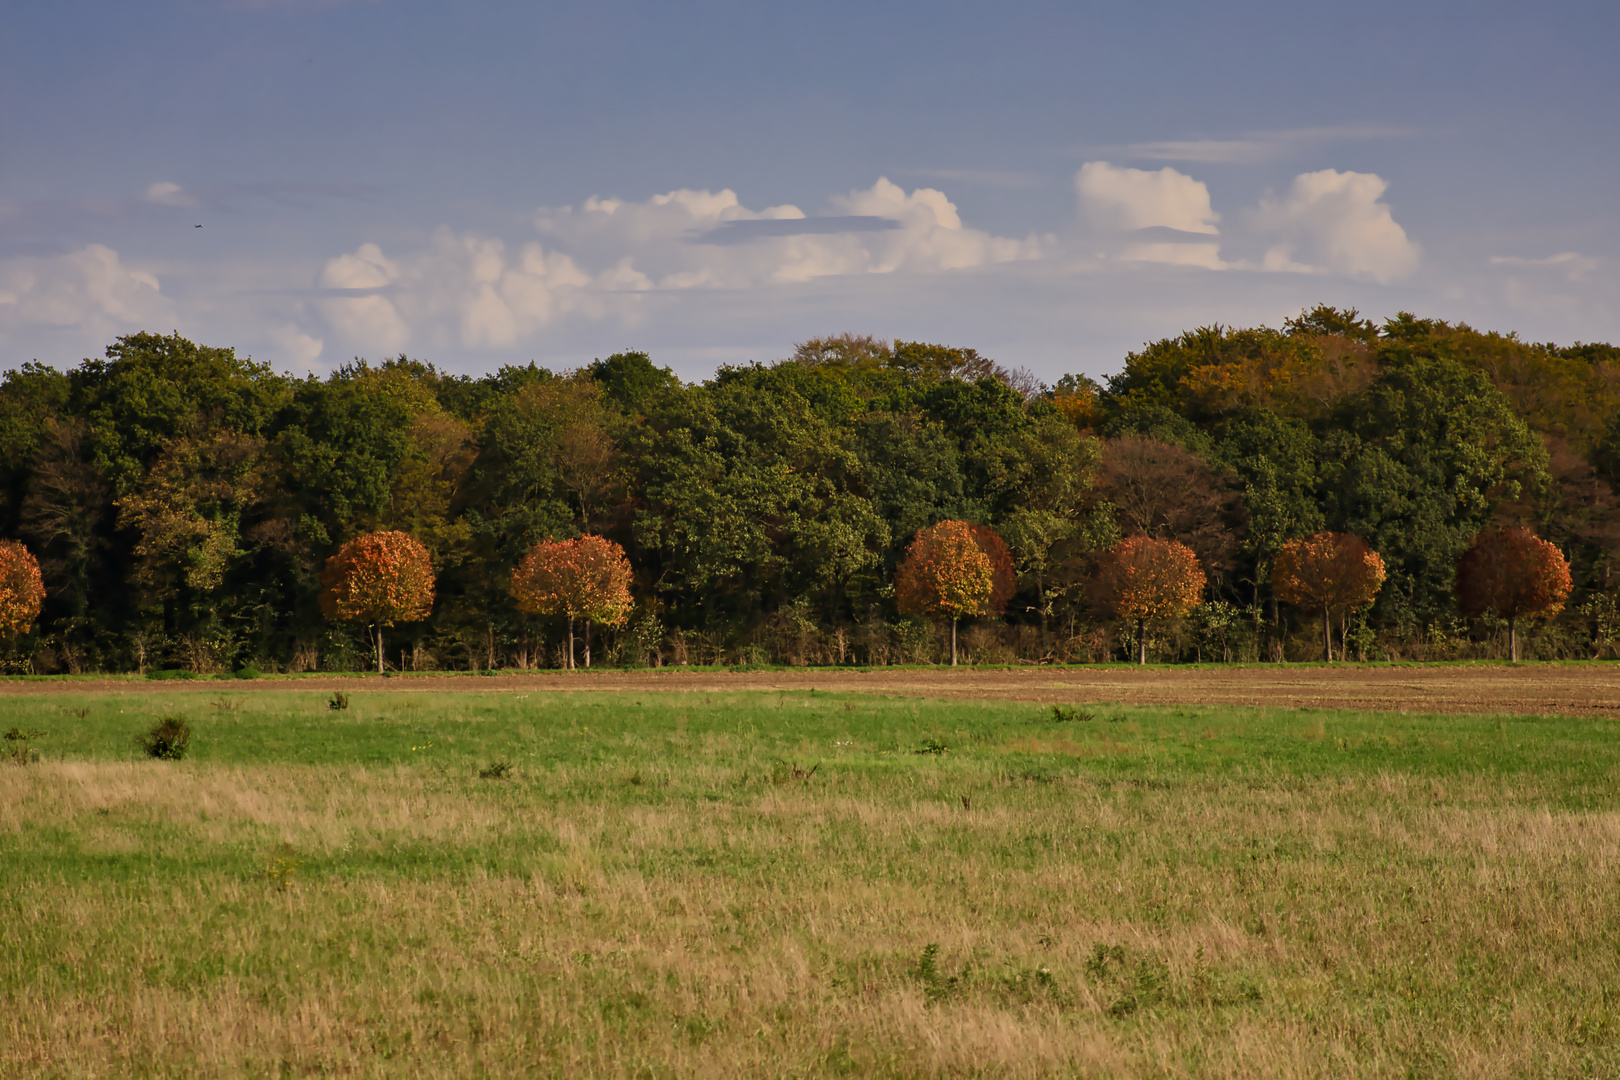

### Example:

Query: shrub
xmin=137 ymin=716 xmax=190 ymax=760
xmin=328 ymin=691 xmax=350 ymax=711
xmin=4 ymin=726 xmax=44 ymax=765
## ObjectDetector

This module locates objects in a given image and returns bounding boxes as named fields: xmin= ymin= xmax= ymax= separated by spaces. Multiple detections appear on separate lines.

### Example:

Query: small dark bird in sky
xmin=194 ymin=224 xmax=202 ymax=228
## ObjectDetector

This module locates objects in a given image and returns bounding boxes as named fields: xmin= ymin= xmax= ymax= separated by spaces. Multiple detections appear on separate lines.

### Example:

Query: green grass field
xmin=4 ymin=686 xmax=1619 ymax=1077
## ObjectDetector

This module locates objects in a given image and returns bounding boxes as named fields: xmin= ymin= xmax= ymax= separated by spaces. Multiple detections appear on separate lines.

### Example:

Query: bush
xmin=328 ymin=691 xmax=350 ymax=711
xmin=4 ymin=726 xmax=44 ymax=765
xmin=137 ymin=716 xmax=191 ymax=760
xmin=232 ymin=666 xmax=263 ymax=680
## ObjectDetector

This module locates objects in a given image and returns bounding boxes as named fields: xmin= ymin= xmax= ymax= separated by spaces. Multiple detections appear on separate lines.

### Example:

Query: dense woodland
xmin=2 ymin=305 xmax=1619 ymax=673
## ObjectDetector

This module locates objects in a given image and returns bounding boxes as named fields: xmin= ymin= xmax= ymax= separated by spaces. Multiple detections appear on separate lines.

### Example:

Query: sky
xmin=2 ymin=0 xmax=1616 ymax=384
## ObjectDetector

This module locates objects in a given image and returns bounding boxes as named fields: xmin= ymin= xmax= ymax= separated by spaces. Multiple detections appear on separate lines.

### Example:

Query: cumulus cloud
xmin=268 ymin=322 xmax=324 ymax=370
xmin=318 ymin=241 xmax=411 ymax=352
xmin=1075 ymin=162 xmax=1220 ymax=235
xmin=1250 ymin=170 xmax=1420 ymax=282
xmin=317 ymin=232 xmax=603 ymax=353
xmin=312 ymin=178 xmax=1042 ymax=353
xmin=143 ymin=181 xmax=200 ymax=208
xmin=0 ymin=244 xmax=172 ymax=339
xmin=536 ymin=177 xmax=1038 ymax=287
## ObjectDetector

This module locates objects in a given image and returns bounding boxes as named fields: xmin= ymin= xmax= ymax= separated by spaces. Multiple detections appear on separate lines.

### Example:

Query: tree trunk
xmin=376 ymin=624 xmax=384 ymax=674
xmin=567 ymin=617 xmax=576 ymax=670
xmin=1323 ymin=604 xmax=1333 ymax=663
xmin=1268 ymin=594 xmax=1281 ymax=662
xmin=584 ymin=620 xmax=592 ymax=668
xmin=950 ymin=619 xmax=958 ymax=667
xmin=1138 ymin=619 xmax=1147 ymax=665
xmin=1509 ymin=614 xmax=1518 ymax=662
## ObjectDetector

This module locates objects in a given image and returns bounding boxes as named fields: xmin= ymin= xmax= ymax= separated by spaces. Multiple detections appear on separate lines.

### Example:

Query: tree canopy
xmin=0 ymin=310 xmax=1616 ymax=670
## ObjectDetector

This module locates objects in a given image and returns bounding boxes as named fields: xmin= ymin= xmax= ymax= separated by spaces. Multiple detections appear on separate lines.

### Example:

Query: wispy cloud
xmin=1489 ymin=251 xmax=1601 ymax=281
xmin=892 ymin=168 xmax=1050 ymax=190
xmin=693 ymin=216 xmax=903 ymax=245
xmin=1088 ymin=124 xmax=1423 ymax=165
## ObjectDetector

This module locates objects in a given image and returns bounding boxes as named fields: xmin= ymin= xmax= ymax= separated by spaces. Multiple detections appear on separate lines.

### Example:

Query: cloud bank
xmin=1075 ymin=162 xmax=1420 ymax=282
xmin=0 ymin=244 xmax=172 ymax=345
xmin=315 ymin=178 xmax=1044 ymax=354
xmin=19 ymin=162 xmax=1606 ymax=381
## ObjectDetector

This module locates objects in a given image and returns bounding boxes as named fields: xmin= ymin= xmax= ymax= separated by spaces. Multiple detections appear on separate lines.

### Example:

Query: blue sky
xmin=3 ymin=0 xmax=1616 ymax=382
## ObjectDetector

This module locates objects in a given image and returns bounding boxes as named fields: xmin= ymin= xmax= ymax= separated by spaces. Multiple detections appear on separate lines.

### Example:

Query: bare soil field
xmin=9 ymin=662 xmax=1619 ymax=716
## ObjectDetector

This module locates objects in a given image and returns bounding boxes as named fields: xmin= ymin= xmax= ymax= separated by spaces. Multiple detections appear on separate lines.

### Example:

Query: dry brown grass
xmin=6 ymin=739 xmax=1620 ymax=1078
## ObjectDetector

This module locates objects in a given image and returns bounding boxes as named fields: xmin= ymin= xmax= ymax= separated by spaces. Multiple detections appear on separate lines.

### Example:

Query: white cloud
xmin=1075 ymin=162 xmax=1220 ymax=235
xmin=312 ymin=178 xmax=1043 ymax=354
xmin=268 ymin=322 xmax=324 ymax=370
xmin=1116 ymin=125 xmax=1421 ymax=164
xmin=316 ymin=231 xmax=602 ymax=353
xmin=537 ymin=177 xmax=1039 ymax=287
xmin=1250 ymin=170 xmax=1420 ymax=282
xmin=1117 ymin=241 xmax=1226 ymax=270
xmin=1488 ymin=251 xmax=1600 ymax=281
xmin=318 ymin=241 xmax=410 ymax=353
xmin=143 ymin=181 xmax=200 ymax=208
xmin=0 ymin=244 xmax=172 ymax=339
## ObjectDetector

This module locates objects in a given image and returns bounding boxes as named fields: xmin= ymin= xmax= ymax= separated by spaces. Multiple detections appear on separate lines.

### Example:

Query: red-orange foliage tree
xmin=319 ymin=531 xmax=436 ymax=673
xmin=1273 ymin=531 xmax=1386 ymax=662
xmin=1091 ymin=536 xmax=1205 ymax=664
xmin=1455 ymin=526 xmax=1572 ymax=661
xmin=0 ymin=540 xmax=46 ymax=641
xmin=510 ymin=535 xmax=634 ymax=669
xmin=895 ymin=520 xmax=1013 ymax=665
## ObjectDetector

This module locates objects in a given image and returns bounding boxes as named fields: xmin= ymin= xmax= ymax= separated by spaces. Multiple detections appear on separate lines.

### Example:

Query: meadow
xmin=3 ymin=680 xmax=1619 ymax=1078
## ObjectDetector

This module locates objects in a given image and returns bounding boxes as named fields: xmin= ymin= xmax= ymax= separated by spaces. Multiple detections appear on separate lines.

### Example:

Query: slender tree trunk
xmin=1509 ymin=614 xmax=1518 ymax=662
xmin=950 ymin=619 xmax=958 ymax=667
xmin=1323 ymin=604 xmax=1333 ymax=663
xmin=1268 ymin=594 xmax=1281 ymax=661
xmin=567 ymin=617 xmax=576 ymax=670
xmin=1138 ymin=619 xmax=1147 ymax=665
xmin=584 ymin=620 xmax=592 ymax=668
xmin=376 ymin=624 xmax=384 ymax=674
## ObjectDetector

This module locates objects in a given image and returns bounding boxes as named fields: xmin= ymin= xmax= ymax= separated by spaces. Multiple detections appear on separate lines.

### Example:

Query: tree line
xmin=0 ymin=305 xmax=1617 ymax=673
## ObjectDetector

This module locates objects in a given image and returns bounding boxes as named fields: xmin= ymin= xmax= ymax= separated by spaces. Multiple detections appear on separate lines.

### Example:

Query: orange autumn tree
xmin=510 ymin=534 xmax=633 ymax=669
xmin=319 ymin=531 xmax=436 ymax=673
xmin=1456 ymin=526 xmax=1572 ymax=661
xmin=0 ymin=540 xmax=46 ymax=641
xmin=1273 ymin=531 xmax=1386 ymax=662
xmin=1092 ymin=536 xmax=1205 ymax=664
xmin=895 ymin=520 xmax=1013 ymax=666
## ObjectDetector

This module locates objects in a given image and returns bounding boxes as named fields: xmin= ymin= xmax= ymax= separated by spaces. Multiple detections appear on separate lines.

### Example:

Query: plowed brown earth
xmin=9 ymin=664 xmax=1620 ymax=716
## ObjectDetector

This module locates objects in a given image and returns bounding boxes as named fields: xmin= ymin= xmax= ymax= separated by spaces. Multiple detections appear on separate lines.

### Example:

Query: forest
xmin=1 ymin=304 xmax=1618 ymax=673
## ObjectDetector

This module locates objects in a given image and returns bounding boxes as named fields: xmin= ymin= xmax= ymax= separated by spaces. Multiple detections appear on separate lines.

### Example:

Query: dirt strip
xmin=4 ymin=664 xmax=1619 ymax=717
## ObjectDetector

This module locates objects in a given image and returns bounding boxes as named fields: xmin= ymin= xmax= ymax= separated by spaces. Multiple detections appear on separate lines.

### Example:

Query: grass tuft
xmin=136 ymin=715 xmax=191 ymax=760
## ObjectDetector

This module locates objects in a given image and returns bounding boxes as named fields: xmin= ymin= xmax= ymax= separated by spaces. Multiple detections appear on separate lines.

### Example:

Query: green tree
xmin=1320 ymin=354 xmax=1549 ymax=631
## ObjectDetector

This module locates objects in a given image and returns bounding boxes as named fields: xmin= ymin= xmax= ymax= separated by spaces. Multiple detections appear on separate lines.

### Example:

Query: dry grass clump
xmin=2 ymin=689 xmax=1619 ymax=1077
